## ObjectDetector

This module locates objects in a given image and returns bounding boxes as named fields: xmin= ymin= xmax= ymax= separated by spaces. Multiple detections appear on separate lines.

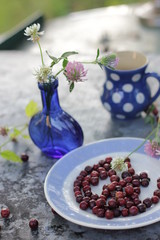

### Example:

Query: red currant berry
xmin=90 ymin=177 xmax=99 ymax=186
xmin=90 ymin=171 xmax=99 ymax=177
xmin=29 ymin=219 xmax=39 ymax=230
xmin=154 ymin=189 xmax=160 ymax=198
xmin=157 ymin=182 xmax=160 ymax=189
xmin=105 ymin=210 xmax=114 ymax=219
xmin=121 ymin=208 xmax=129 ymax=217
xmin=102 ymin=189 xmax=110 ymax=198
xmin=84 ymin=165 xmax=93 ymax=173
xmin=96 ymin=198 xmax=106 ymax=208
xmin=108 ymin=169 xmax=116 ymax=177
xmin=110 ymin=175 xmax=120 ymax=182
xmin=99 ymin=170 xmax=108 ymax=180
xmin=119 ymin=179 xmax=126 ymax=187
xmin=105 ymin=157 xmax=112 ymax=164
xmin=99 ymin=159 xmax=105 ymax=166
xmin=143 ymin=198 xmax=152 ymax=208
xmin=80 ymin=201 xmax=89 ymax=210
xmin=151 ymin=195 xmax=159 ymax=204
xmin=89 ymin=199 xmax=96 ymax=209
xmin=157 ymin=177 xmax=160 ymax=183
xmin=124 ymin=176 xmax=132 ymax=183
xmin=124 ymin=157 xmax=131 ymax=163
xmin=121 ymin=171 xmax=131 ymax=179
xmin=91 ymin=194 xmax=99 ymax=200
xmin=139 ymin=172 xmax=148 ymax=179
xmin=80 ymin=170 xmax=88 ymax=177
xmin=108 ymin=198 xmax=117 ymax=209
xmin=103 ymin=163 xmax=111 ymax=171
xmin=115 ymin=191 xmax=124 ymax=199
xmin=128 ymin=168 xmax=135 ymax=175
xmin=137 ymin=203 xmax=146 ymax=213
xmin=132 ymin=179 xmax=140 ymax=187
xmin=92 ymin=206 xmax=98 ymax=215
xmin=126 ymin=200 xmax=134 ymax=209
xmin=125 ymin=185 xmax=134 ymax=196
xmin=132 ymin=174 xmax=140 ymax=180
xmin=21 ymin=153 xmax=29 ymax=162
xmin=1 ymin=208 xmax=10 ymax=218
xmin=133 ymin=187 xmax=141 ymax=194
xmin=76 ymin=195 xmax=83 ymax=203
xmin=141 ymin=178 xmax=150 ymax=187
xmin=117 ymin=198 xmax=126 ymax=207
xmin=113 ymin=208 xmax=121 ymax=217
xmin=129 ymin=206 xmax=138 ymax=216
xmin=96 ymin=208 xmax=105 ymax=218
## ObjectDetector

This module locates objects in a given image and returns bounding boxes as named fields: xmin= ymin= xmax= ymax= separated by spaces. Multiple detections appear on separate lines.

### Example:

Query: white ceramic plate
xmin=44 ymin=137 xmax=160 ymax=229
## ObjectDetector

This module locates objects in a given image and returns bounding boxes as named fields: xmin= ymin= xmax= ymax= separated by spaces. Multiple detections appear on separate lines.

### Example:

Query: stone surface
xmin=0 ymin=4 xmax=160 ymax=240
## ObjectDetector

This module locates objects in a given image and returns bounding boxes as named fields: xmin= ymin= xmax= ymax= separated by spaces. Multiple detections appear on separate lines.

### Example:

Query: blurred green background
xmin=0 ymin=0 xmax=147 ymax=34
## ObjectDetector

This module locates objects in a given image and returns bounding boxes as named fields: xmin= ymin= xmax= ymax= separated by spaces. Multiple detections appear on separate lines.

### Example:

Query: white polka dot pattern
xmin=116 ymin=114 xmax=126 ymax=119
xmin=122 ymin=84 xmax=133 ymax=92
xmin=106 ymin=81 xmax=113 ymax=90
xmin=136 ymin=93 xmax=145 ymax=104
xmin=104 ymin=103 xmax=111 ymax=111
xmin=132 ymin=74 xmax=141 ymax=82
xmin=110 ymin=73 xmax=120 ymax=81
xmin=123 ymin=103 xmax=134 ymax=112
xmin=112 ymin=93 xmax=122 ymax=103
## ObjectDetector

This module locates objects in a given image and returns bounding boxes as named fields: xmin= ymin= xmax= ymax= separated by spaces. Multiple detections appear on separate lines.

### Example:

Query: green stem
xmin=0 ymin=139 xmax=11 ymax=150
xmin=37 ymin=40 xmax=44 ymax=66
xmin=79 ymin=60 xmax=97 ymax=64
xmin=55 ymin=68 xmax=64 ymax=78
xmin=126 ymin=128 xmax=157 ymax=158
xmin=0 ymin=124 xmax=28 ymax=150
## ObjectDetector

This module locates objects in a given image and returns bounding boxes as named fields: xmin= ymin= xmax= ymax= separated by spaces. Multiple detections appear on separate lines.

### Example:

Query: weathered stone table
xmin=1 ymin=4 xmax=160 ymax=240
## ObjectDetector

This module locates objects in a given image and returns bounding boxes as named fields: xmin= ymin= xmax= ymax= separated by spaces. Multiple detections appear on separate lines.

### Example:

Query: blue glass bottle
xmin=29 ymin=78 xmax=84 ymax=159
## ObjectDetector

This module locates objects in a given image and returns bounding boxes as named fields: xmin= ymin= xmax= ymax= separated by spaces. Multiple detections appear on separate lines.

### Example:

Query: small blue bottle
xmin=29 ymin=78 xmax=84 ymax=159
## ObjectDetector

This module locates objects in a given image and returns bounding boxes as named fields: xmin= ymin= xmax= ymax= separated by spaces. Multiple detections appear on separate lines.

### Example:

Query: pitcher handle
xmin=144 ymin=72 xmax=160 ymax=105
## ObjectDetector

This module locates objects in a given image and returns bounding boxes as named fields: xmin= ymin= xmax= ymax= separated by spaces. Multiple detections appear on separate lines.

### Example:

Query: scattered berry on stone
xmin=1 ymin=207 xmax=10 ymax=218
xmin=20 ymin=153 xmax=29 ymax=162
xmin=29 ymin=218 xmax=39 ymax=230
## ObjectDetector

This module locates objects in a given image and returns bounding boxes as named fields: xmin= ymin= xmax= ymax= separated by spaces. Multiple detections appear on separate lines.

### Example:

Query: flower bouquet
xmin=23 ymin=23 xmax=118 ymax=159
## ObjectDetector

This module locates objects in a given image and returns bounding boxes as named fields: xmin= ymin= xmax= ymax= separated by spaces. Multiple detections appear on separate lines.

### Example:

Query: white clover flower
xmin=34 ymin=66 xmax=52 ymax=83
xmin=111 ymin=157 xmax=128 ymax=174
xmin=24 ymin=23 xmax=44 ymax=42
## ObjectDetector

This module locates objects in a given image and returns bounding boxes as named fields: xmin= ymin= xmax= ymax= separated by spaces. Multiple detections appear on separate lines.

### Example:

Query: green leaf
xmin=63 ymin=59 xmax=68 ymax=68
xmin=25 ymin=100 xmax=39 ymax=118
xmin=98 ymin=63 xmax=103 ymax=70
xmin=22 ymin=134 xmax=30 ymax=139
xmin=9 ymin=128 xmax=21 ymax=139
xmin=60 ymin=51 xmax=78 ymax=59
xmin=96 ymin=48 xmax=100 ymax=60
xmin=144 ymin=115 xmax=155 ymax=125
xmin=69 ymin=82 xmax=74 ymax=92
xmin=0 ymin=150 xmax=22 ymax=162
xmin=46 ymin=51 xmax=58 ymax=63
xmin=50 ymin=61 xmax=56 ymax=67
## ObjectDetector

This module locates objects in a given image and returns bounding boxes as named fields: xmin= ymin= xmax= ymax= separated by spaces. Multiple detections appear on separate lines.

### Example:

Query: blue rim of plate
xmin=44 ymin=137 xmax=160 ymax=230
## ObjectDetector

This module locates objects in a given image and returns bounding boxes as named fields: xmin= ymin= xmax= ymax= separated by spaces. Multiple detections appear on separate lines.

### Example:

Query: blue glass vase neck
xmin=38 ymin=80 xmax=61 ymax=115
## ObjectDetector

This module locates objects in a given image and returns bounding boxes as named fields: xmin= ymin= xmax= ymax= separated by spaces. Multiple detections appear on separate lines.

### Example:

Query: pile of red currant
xmin=73 ymin=157 xmax=160 ymax=219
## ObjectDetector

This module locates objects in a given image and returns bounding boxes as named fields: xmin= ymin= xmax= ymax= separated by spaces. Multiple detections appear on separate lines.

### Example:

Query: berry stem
xmin=126 ymin=128 xmax=157 ymax=158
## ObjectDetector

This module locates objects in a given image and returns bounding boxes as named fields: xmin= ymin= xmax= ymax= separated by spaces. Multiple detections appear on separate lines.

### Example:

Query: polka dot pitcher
xmin=101 ymin=51 xmax=160 ymax=119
